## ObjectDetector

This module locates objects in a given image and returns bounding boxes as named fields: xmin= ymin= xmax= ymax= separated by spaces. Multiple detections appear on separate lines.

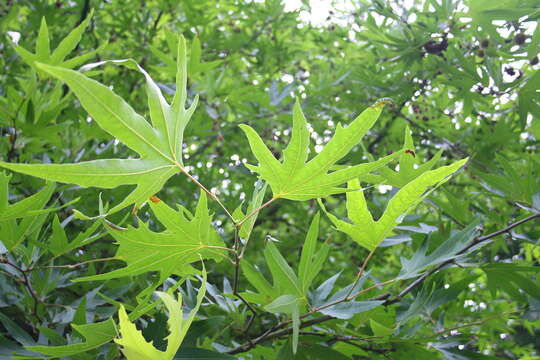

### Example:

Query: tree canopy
xmin=0 ymin=0 xmax=539 ymax=359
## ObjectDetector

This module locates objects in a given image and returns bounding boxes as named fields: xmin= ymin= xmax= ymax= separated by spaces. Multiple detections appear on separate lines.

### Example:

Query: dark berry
xmin=515 ymin=33 xmax=526 ymax=45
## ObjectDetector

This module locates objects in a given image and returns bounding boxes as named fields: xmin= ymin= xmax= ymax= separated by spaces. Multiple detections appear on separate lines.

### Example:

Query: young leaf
xmin=75 ymin=192 xmax=226 ymax=282
xmin=241 ymin=99 xmax=403 ymax=200
xmin=115 ymin=269 xmax=207 ymax=360
xmin=242 ymin=214 xmax=329 ymax=304
xmin=0 ymin=173 xmax=61 ymax=251
xmin=234 ymin=181 xmax=268 ymax=241
xmin=48 ymin=215 xmax=105 ymax=257
xmin=1 ymin=36 xmax=199 ymax=215
xmin=25 ymin=319 xmax=117 ymax=357
xmin=321 ymin=158 xmax=467 ymax=250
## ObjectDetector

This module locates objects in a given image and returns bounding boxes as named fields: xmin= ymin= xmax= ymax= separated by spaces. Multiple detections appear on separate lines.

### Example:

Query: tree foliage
xmin=0 ymin=0 xmax=539 ymax=359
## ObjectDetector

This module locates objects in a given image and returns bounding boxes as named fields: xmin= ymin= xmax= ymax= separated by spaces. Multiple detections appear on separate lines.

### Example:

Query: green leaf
xmin=377 ymin=126 xmax=443 ymax=187
xmin=483 ymin=263 xmax=540 ymax=302
xmin=298 ymin=213 xmax=329 ymax=293
xmin=49 ymin=214 xmax=68 ymax=256
xmin=398 ymin=221 xmax=481 ymax=279
xmin=50 ymin=217 xmax=105 ymax=257
xmin=241 ymin=99 xmax=403 ymax=200
xmin=321 ymin=158 xmax=467 ymax=250
xmin=1 ymin=36 xmax=200 ymax=215
xmin=116 ymin=269 xmax=207 ymax=360
xmin=25 ymin=319 xmax=117 ymax=357
xmin=76 ymin=192 xmax=225 ymax=282
xmin=370 ymin=319 xmax=394 ymax=337
xmin=319 ymin=300 xmax=383 ymax=320
xmin=0 ymin=174 xmax=55 ymax=222
xmin=234 ymin=181 xmax=268 ymax=241
xmin=264 ymin=294 xmax=301 ymax=354
xmin=0 ymin=312 xmax=35 ymax=346
xmin=241 ymin=260 xmax=275 ymax=299
xmin=264 ymin=241 xmax=302 ymax=296
xmin=0 ymin=173 xmax=59 ymax=251
xmin=518 ymin=70 xmax=540 ymax=129
xmin=12 ymin=11 xmax=99 ymax=70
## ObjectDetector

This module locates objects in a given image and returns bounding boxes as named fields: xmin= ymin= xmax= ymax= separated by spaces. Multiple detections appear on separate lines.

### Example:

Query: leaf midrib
xmin=75 ymin=81 xmax=176 ymax=165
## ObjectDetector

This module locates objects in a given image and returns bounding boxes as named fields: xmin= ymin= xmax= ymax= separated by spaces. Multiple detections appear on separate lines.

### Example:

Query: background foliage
xmin=0 ymin=0 xmax=539 ymax=359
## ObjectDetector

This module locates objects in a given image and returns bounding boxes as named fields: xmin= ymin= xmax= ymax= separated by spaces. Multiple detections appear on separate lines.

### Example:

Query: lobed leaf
xmin=26 ymin=319 xmax=117 ymax=357
xmin=1 ymin=36 xmax=199 ymax=215
xmin=321 ymin=158 xmax=468 ymax=250
xmin=241 ymin=99 xmax=403 ymax=200
xmin=115 ymin=269 xmax=207 ymax=360
xmin=75 ymin=192 xmax=225 ymax=282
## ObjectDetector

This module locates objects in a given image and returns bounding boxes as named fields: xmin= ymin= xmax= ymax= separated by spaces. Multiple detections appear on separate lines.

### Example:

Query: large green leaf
xmin=25 ymin=319 xmax=117 ymax=357
xmin=241 ymin=99 xmax=403 ymax=200
xmin=321 ymin=159 xmax=467 ymax=250
xmin=116 ymin=269 xmax=207 ymax=360
xmin=0 ymin=35 xmax=198 ymax=215
xmin=76 ymin=192 xmax=225 ymax=282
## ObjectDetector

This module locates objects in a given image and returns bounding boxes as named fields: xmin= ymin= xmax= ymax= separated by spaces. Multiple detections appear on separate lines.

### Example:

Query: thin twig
xmin=344 ymin=248 xmax=376 ymax=299
xmin=176 ymin=164 xmax=237 ymax=223
xmin=1 ymin=257 xmax=42 ymax=322
xmin=236 ymin=197 xmax=278 ymax=228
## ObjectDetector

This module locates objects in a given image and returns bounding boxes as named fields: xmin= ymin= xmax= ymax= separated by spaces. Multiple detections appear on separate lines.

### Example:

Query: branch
xmin=0 ymin=256 xmax=42 ymax=322
xmin=384 ymin=212 xmax=540 ymax=305
xmin=226 ymin=212 xmax=540 ymax=354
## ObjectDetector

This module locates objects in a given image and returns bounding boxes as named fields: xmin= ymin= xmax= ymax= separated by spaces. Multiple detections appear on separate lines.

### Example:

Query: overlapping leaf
xmin=241 ymin=99 xmax=404 ymax=200
xmin=0 ymin=35 xmax=197 ymax=214
xmin=116 ymin=270 xmax=207 ymax=360
xmin=150 ymin=31 xmax=222 ymax=77
xmin=321 ymin=158 xmax=468 ymax=250
xmin=76 ymin=192 xmax=225 ymax=282
xmin=0 ymin=172 xmax=55 ymax=222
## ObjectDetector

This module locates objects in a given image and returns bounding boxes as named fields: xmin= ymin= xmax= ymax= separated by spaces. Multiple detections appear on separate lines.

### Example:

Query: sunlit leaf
xmin=76 ymin=192 xmax=225 ymax=282
xmin=241 ymin=99 xmax=403 ymax=200
xmin=1 ymin=35 xmax=199 ymax=215
xmin=321 ymin=159 xmax=467 ymax=250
